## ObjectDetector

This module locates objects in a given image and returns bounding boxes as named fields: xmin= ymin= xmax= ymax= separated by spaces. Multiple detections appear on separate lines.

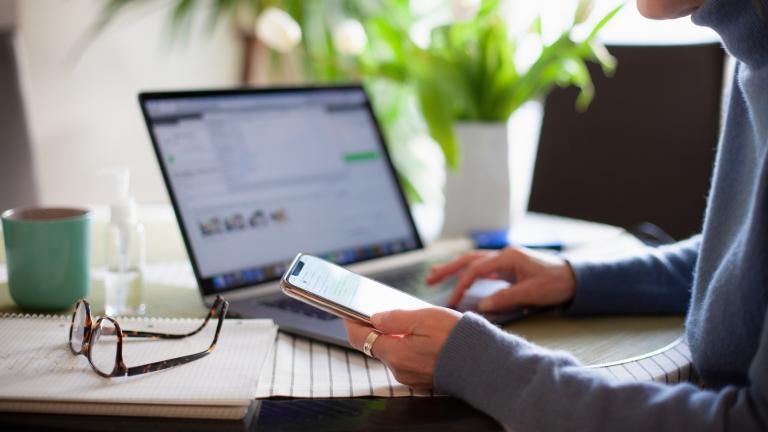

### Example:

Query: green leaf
xmin=397 ymin=173 xmax=425 ymax=204
xmin=88 ymin=0 xmax=138 ymax=36
xmin=531 ymin=15 xmax=543 ymax=36
xmin=361 ymin=61 xmax=407 ymax=82
xmin=366 ymin=16 xmax=409 ymax=64
xmin=416 ymin=80 xmax=460 ymax=171
xmin=586 ymin=3 xmax=624 ymax=43
xmin=171 ymin=0 xmax=197 ymax=28
xmin=477 ymin=0 xmax=502 ymax=19
xmin=587 ymin=40 xmax=618 ymax=75
xmin=568 ymin=58 xmax=595 ymax=110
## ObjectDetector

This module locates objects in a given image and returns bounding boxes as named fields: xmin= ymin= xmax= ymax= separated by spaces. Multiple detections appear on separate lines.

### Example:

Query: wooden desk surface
xmin=506 ymin=314 xmax=683 ymax=366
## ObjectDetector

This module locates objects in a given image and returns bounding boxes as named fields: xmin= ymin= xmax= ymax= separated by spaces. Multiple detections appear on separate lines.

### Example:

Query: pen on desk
xmin=519 ymin=242 xmax=564 ymax=251
xmin=471 ymin=230 xmax=565 ymax=251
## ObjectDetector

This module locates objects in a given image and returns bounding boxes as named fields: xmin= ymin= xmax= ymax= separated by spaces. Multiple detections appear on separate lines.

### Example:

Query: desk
xmin=0 ymin=212 xmax=689 ymax=430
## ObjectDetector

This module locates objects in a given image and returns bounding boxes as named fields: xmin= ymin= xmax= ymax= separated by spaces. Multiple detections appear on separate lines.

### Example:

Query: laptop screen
xmin=140 ymin=86 xmax=422 ymax=295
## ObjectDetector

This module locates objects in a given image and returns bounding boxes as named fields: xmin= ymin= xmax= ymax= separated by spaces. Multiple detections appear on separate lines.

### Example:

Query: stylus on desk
xmin=471 ymin=229 xmax=565 ymax=251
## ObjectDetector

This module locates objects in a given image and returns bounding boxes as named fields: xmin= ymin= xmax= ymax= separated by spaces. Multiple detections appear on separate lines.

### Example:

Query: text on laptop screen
xmin=143 ymin=88 xmax=420 ymax=293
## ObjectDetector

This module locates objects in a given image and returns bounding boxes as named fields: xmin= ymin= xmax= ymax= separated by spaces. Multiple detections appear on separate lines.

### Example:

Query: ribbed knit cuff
xmin=565 ymin=258 xmax=611 ymax=315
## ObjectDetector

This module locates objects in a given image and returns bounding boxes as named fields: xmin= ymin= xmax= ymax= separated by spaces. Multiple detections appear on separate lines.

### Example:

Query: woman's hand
xmin=427 ymin=247 xmax=578 ymax=313
xmin=344 ymin=307 xmax=461 ymax=389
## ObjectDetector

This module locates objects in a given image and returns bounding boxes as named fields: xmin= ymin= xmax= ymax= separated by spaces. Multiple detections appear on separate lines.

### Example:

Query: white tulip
xmin=515 ymin=34 xmax=543 ymax=74
xmin=333 ymin=19 xmax=368 ymax=56
xmin=255 ymin=7 xmax=302 ymax=53
xmin=574 ymin=0 xmax=595 ymax=25
xmin=450 ymin=0 xmax=481 ymax=22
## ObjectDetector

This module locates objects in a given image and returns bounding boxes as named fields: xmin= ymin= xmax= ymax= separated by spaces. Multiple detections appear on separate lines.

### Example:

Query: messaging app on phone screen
xmin=294 ymin=258 xmax=359 ymax=306
xmin=291 ymin=255 xmax=432 ymax=316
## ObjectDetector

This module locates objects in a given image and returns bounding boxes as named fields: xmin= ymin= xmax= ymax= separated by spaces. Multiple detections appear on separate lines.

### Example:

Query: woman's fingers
xmin=448 ymin=252 xmax=514 ymax=306
xmin=476 ymin=254 xmax=578 ymax=312
xmin=477 ymin=281 xmax=538 ymax=312
xmin=344 ymin=308 xmax=461 ymax=389
xmin=344 ymin=319 xmax=410 ymax=364
xmin=343 ymin=319 xmax=374 ymax=351
xmin=364 ymin=333 xmax=405 ymax=361
xmin=343 ymin=318 xmax=406 ymax=361
xmin=426 ymin=251 xmax=488 ymax=284
xmin=371 ymin=309 xmax=424 ymax=335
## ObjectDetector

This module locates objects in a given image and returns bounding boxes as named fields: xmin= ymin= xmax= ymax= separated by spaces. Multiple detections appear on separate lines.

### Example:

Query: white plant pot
xmin=441 ymin=100 xmax=543 ymax=238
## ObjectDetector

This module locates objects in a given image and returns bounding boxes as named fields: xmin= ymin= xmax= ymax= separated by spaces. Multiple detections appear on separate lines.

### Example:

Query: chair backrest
xmin=527 ymin=43 xmax=725 ymax=240
xmin=0 ymin=29 xmax=39 ymax=211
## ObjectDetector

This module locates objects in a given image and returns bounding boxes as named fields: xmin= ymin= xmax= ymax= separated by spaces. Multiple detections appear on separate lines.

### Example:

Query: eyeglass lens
xmin=70 ymin=302 xmax=87 ymax=353
xmin=90 ymin=319 xmax=118 ymax=376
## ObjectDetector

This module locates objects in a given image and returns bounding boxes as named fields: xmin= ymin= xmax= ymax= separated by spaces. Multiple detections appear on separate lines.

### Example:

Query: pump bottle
xmin=102 ymin=168 xmax=146 ymax=316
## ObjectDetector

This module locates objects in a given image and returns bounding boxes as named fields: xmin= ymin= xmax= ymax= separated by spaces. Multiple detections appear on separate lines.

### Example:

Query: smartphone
xmin=280 ymin=253 xmax=433 ymax=323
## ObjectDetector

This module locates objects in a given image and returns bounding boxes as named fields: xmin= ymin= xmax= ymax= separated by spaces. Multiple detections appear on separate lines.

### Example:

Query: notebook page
xmin=254 ymin=332 xmax=431 ymax=398
xmin=0 ymin=315 xmax=277 ymax=406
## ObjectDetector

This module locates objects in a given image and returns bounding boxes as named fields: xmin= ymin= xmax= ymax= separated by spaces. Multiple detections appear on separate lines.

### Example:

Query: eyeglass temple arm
xmin=124 ymin=302 xmax=229 ymax=377
xmin=120 ymin=298 xmax=226 ymax=340
xmin=125 ymin=350 xmax=210 ymax=376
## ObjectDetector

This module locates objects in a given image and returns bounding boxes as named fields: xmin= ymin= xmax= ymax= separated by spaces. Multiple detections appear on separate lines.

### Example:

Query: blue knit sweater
xmin=433 ymin=0 xmax=768 ymax=430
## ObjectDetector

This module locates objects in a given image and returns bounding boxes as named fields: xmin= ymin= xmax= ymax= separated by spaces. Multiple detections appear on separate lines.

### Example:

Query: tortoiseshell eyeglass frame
xmin=67 ymin=296 xmax=229 ymax=378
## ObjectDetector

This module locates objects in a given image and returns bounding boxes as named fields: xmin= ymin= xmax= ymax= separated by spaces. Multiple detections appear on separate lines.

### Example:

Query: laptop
xmin=138 ymin=85 xmax=470 ymax=347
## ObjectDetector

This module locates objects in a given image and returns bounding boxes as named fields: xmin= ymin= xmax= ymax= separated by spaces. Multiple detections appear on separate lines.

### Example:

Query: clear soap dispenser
xmin=102 ymin=168 xmax=146 ymax=316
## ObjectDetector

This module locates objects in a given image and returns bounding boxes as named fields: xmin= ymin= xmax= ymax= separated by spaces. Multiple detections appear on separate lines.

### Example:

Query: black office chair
xmin=0 ymin=26 xmax=39 ymax=211
xmin=527 ymin=43 xmax=725 ymax=241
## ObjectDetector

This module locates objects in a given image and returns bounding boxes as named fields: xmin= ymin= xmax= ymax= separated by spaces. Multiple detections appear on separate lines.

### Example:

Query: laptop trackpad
xmin=456 ymin=279 xmax=548 ymax=324
xmin=456 ymin=279 xmax=508 ymax=312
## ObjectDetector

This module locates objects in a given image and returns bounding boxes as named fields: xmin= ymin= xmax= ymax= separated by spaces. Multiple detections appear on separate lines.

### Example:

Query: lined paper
xmin=255 ymin=332 xmax=432 ymax=398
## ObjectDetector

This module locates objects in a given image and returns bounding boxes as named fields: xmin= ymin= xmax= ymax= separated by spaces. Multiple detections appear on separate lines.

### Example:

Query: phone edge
xmin=281 ymin=253 xmax=373 ymax=324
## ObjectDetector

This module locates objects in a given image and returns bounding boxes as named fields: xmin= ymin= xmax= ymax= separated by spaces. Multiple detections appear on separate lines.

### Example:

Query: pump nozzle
xmin=99 ymin=168 xmax=136 ymax=224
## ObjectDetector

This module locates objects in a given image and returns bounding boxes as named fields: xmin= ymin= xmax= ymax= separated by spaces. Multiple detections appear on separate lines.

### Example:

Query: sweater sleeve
xmin=434 ymin=312 xmax=768 ymax=432
xmin=566 ymin=236 xmax=700 ymax=315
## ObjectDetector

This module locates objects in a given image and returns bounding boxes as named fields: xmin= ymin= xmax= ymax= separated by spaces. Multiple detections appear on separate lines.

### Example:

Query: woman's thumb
xmin=371 ymin=309 xmax=422 ymax=335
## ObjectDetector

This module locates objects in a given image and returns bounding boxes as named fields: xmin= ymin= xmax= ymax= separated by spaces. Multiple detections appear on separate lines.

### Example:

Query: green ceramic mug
xmin=2 ymin=207 xmax=91 ymax=311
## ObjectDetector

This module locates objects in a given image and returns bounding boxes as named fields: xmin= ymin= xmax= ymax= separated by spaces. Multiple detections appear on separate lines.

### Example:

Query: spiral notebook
xmin=0 ymin=313 xmax=277 ymax=419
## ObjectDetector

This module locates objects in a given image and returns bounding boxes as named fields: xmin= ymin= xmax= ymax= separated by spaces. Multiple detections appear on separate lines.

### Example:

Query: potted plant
xmin=352 ymin=0 xmax=622 ymax=235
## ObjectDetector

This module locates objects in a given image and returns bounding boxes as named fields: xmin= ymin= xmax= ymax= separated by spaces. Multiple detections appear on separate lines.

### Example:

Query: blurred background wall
xmin=11 ymin=0 xmax=240 ymax=206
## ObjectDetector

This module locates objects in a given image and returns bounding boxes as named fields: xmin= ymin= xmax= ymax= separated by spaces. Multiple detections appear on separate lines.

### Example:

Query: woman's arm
xmin=435 ymin=310 xmax=768 ymax=431
xmin=567 ymin=235 xmax=701 ymax=315
xmin=427 ymin=236 xmax=700 ymax=316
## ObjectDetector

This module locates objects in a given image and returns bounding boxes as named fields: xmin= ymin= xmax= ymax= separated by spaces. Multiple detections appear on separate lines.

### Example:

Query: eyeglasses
xmin=68 ymin=296 xmax=229 ymax=378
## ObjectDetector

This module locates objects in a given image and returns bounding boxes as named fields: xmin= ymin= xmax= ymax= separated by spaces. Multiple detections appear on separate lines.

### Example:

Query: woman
xmin=344 ymin=0 xmax=768 ymax=429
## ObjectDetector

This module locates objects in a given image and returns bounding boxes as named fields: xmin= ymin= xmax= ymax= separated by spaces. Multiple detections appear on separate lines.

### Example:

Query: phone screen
xmin=287 ymin=255 xmax=432 ymax=318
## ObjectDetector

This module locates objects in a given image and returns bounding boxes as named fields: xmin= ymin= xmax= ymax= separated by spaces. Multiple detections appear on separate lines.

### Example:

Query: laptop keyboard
xmin=262 ymin=297 xmax=338 ymax=321
xmin=371 ymin=264 xmax=430 ymax=293
xmin=370 ymin=261 xmax=453 ymax=302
